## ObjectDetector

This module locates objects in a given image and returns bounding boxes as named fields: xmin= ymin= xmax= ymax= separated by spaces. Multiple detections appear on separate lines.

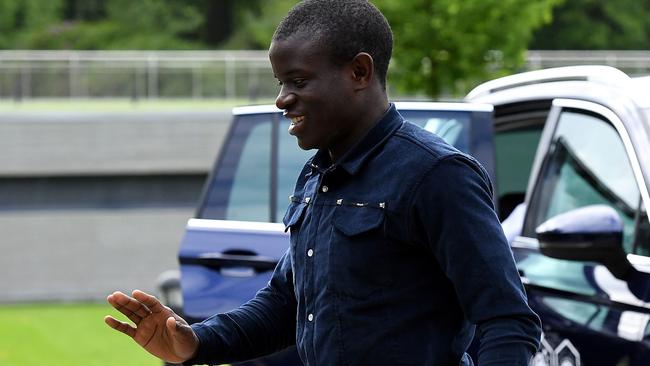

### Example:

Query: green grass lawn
xmin=0 ymin=302 xmax=160 ymax=366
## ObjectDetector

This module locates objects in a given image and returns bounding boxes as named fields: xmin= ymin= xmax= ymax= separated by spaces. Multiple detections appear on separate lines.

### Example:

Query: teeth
xmin=291 ymin=116 xmax=305 ymax=124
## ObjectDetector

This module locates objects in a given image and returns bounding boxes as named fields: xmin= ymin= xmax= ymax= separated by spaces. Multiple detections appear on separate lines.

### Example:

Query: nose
xmin=275 ymin=87 xmax=296 ymax=110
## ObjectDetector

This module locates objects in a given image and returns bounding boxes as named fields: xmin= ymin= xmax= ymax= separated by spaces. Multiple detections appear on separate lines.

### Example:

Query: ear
xmin=349 ymin=52 xmax=374 ymax=90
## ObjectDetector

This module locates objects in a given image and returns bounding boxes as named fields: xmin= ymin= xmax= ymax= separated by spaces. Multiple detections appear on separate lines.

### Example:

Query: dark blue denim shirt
xmin=188 ymin=105 xmax=541 ymax=365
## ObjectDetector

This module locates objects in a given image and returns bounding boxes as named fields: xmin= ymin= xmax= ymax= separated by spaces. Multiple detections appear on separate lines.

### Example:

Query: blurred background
xmin=1 ymin=1 xmax=649 ymax=365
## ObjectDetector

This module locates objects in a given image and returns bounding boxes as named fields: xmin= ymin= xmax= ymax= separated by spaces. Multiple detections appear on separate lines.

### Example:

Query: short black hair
xmin=273 ymin=0 xmax=393 ymax=89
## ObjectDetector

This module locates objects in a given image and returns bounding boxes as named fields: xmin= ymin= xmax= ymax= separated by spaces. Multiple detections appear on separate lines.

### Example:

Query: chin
xmin=296 ymin=139 xmax=315 ymax=151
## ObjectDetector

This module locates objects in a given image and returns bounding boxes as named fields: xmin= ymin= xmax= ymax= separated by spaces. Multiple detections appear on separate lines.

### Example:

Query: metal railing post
xmin=192 ymin=63 xmax=202 ymax=99
xmin=69 ymin=52 xmax=81 ymax=98
xmin=225 ymin=54 xmax=235 ymax=99
xmin=147 ymin=54 xmax=159 ymax=99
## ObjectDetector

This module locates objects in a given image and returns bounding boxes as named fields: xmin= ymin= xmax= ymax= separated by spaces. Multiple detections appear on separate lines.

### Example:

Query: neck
xmin=328 ymin=90 xmax=389 ymax=162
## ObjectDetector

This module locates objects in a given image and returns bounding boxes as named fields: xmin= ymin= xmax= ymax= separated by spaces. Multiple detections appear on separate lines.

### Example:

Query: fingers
xmin=132 ymin=290 xmax=166 ymax=314
xmin=104 ymin=315 xmax=136 ymax=338
xmin=107 ymin=291 xmax=152 ymax=324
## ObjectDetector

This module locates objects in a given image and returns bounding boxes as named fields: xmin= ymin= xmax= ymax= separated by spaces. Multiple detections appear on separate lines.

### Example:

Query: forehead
xmin=269 ymin=34 xmax=334 ymax=74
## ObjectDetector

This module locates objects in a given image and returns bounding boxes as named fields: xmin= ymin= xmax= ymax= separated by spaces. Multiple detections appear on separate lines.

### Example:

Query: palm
xmin=105 ymin=290 xmax=198 ymax=364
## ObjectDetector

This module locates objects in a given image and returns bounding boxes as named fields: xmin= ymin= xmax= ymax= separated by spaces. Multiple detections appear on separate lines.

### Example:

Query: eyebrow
xmin=277 ymin=69 xmax=309 ymax=79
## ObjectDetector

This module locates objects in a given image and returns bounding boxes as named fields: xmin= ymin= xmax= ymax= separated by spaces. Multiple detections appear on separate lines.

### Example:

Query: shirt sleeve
xmin=411 ymin=154 xmax=541 ymax=365
xmin=184 ymin=249 xmax=297 ymax=365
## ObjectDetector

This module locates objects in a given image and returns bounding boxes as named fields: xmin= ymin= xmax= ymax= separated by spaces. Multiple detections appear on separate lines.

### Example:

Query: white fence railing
xmin=1 ymin=50 xmax=649 ymax=100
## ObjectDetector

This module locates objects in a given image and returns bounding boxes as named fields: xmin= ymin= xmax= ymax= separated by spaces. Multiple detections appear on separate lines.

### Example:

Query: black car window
xmin=494 ymin=127 xmax=543 ymax=220
xmin=526 ymin=109 xmax=648 ymax=255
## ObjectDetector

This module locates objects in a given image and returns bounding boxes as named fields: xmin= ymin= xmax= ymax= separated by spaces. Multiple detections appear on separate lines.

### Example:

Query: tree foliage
xmin=375 ymin=0 xmax=561 ymax=96
xmin=0 ymin=0 xmax=63 ymax=48
xmin=0 ymin=0 xmax=231 ymax=50
xmin=530 ymin=0 xmax=650 ymax=50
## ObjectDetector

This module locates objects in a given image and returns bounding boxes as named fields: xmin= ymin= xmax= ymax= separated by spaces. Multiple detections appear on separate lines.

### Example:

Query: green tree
xmin=0 ymin=0 xmax=63 ymax=48
xmin=0 ymin=0 xmax=245 ymax=50
xmin=530 ymin=0 xmax=650 ymax=50
xmin=14 ymin=0 xmax=205 ymax=50
xmin=376 ymin=0 xmax=561 ymax=97
xmin=221 ymin=0 xmax=294 ymax=49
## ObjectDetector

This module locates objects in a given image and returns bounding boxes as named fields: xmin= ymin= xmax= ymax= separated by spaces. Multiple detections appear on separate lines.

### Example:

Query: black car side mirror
xmin=536 ymin=204 xmax=633 ymax=279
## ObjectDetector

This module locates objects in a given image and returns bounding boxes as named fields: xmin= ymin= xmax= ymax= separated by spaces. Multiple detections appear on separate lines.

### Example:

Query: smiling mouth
xmin=291 ymin=116 xmax=305 ymax=127
xmin=288 ymin=115 xmax=305 ymax=135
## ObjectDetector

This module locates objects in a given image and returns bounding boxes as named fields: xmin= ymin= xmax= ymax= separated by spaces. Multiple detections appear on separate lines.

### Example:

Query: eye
xmin=277 ymin=80 xmax=283 ymax=86
xmin=293 ymin=78 xmax=306 ymax=88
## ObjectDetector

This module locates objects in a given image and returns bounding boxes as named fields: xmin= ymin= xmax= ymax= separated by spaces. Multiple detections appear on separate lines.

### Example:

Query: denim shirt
xmin=188 ymin=105 xmax=541 ymax=365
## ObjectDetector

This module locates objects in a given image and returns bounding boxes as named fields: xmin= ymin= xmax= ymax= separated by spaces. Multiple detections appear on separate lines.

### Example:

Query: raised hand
xmin=105 ymin=290 xmax=199 ymax=364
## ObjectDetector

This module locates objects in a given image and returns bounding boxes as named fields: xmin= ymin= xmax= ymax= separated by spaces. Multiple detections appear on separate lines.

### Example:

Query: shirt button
xmin=321 ymin=185 xmax=329 ymax=193
xmin=308 ymin=313 xmax=314 ymax=322
xmin=307 ymin=249 xmax=314 ymax=257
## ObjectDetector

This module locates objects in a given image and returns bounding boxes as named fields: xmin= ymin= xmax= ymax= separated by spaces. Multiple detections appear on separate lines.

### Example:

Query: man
xmin=105 ymin=1 xmax=541 ymax=364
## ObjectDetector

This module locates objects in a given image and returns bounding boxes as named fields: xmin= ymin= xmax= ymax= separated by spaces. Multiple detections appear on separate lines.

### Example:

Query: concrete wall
xmin=0 ymin=108 xmax=231 ymax=303
xmin=0 ymin=110 xmax=231 ymax=175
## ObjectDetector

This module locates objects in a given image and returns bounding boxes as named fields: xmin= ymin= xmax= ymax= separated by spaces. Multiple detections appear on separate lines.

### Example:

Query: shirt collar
xmin=311 ymin=103 xmax=403 ymax=176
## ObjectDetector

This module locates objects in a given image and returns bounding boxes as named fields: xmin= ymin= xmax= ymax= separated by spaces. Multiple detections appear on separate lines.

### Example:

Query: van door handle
xmin=179 ymin=253 xmax=278 ymax=272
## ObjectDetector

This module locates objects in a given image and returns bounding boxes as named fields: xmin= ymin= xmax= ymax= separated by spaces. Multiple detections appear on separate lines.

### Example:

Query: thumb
xmin=165 ymin=316 xmax=199 ymax=358
xmin=165 ymin=316 xmax=188 ymax=337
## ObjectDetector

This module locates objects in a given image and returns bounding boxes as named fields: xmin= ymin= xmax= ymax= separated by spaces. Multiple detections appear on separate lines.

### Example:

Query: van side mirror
xmin=536 ymin=205 xmax=633 ymax=279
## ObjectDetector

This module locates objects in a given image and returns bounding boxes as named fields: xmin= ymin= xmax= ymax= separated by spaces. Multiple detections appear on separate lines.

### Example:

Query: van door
xmin=512 ymin=99 xmax=650 ymax=366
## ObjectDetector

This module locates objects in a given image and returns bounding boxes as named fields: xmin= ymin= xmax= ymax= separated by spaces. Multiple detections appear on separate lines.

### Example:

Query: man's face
xmin=269 ymin=34 xmax=356 ymax=153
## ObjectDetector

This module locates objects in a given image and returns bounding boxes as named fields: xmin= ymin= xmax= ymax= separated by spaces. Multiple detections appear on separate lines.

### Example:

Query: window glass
xmin=495 ymin=128 xmax=543 ymax=219
xmin=199 ymin=114 xmax=272 ymax=221
xmin=530 ymin=110 xmax=648 ymax=255
xmin=227 ymin=122 xmax=272 ymax=221
xmin=402 ymin=110 xmax=471 ymax=153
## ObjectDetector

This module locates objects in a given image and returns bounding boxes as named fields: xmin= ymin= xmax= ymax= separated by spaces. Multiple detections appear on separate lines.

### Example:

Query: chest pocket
xmin=283 ymin=200 xmax=307 ymax=233
xmin=332 ymin=204 xmax=384 ymax=236
xmin=330 ymin=204 xmax=392 ymax=299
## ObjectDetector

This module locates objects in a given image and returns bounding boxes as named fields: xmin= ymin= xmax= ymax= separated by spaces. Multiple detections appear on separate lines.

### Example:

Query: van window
xmin=494 ymin=128 xmax=542 ymax=219
xmin=198 ymin=114 xmax=272 ymax=221
xmin=403 ymin=110 xmax=471 ymax=152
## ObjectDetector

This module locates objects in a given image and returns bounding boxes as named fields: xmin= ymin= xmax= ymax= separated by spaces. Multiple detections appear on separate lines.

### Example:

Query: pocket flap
xmin=333 ymin=206 xmax=384 ymax=236
xmin=282 ymin=201 xmax=307 ymax=232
